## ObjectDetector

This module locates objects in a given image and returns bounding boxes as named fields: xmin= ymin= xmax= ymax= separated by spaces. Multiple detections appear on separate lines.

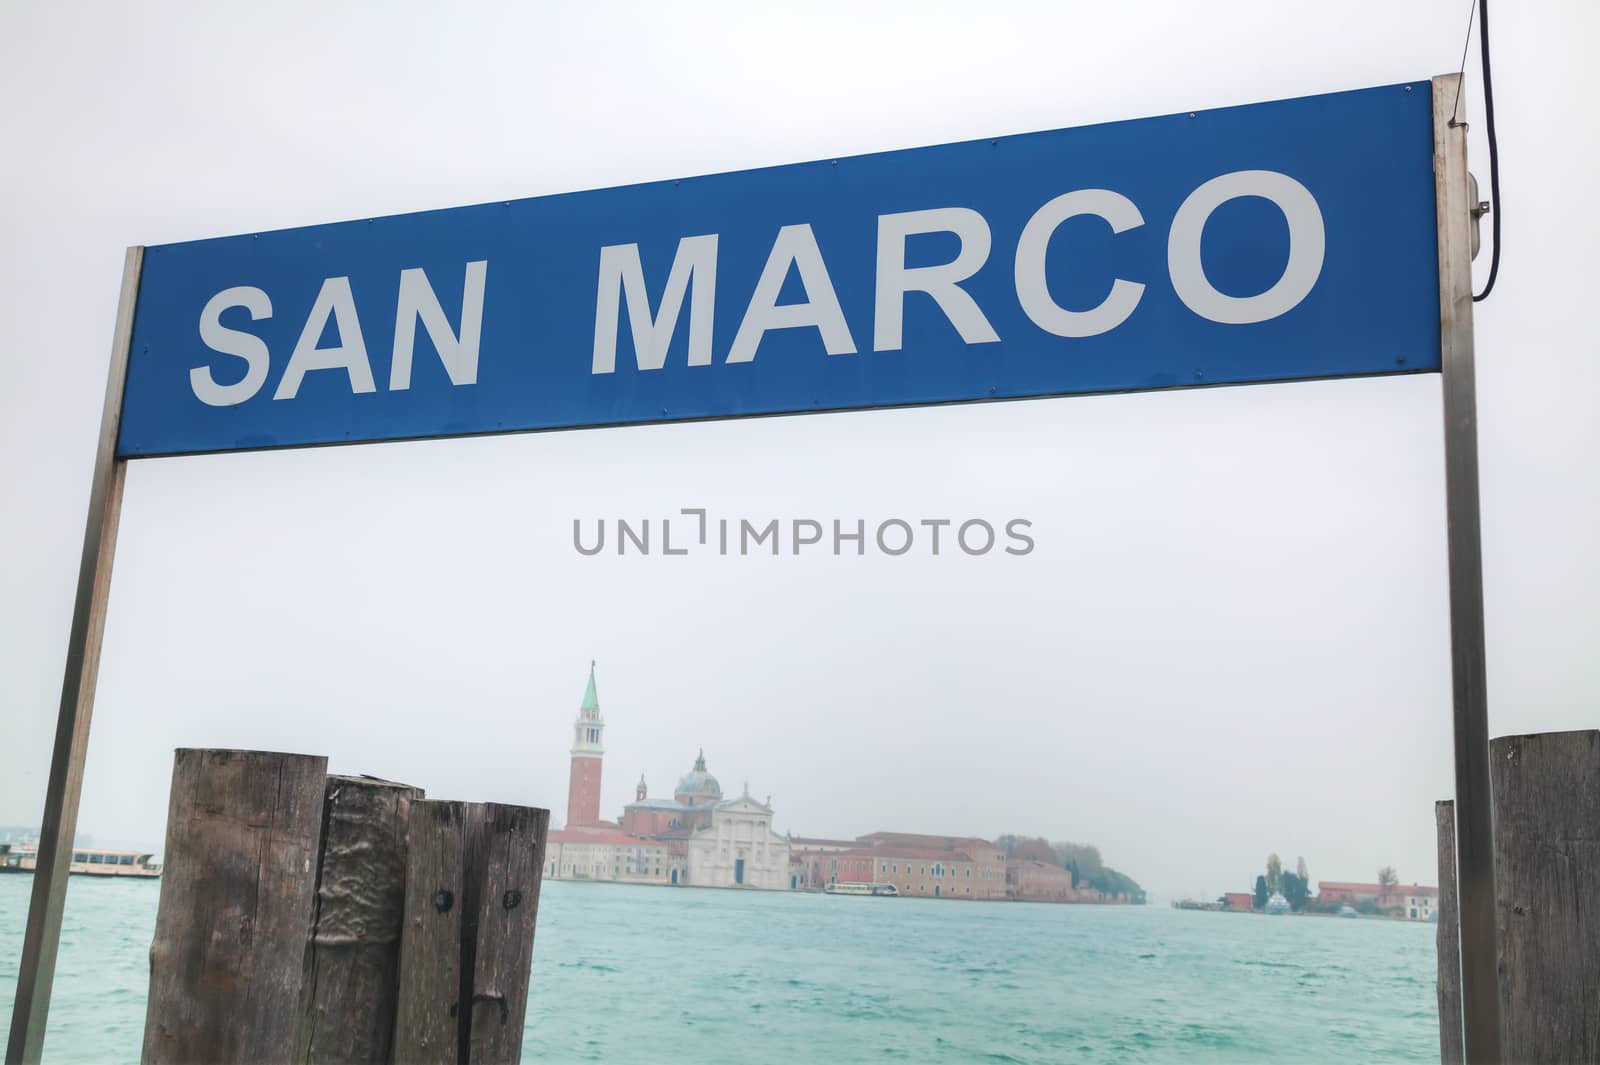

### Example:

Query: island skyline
xmin=6 ymin=633 xmax=1446 ymax=901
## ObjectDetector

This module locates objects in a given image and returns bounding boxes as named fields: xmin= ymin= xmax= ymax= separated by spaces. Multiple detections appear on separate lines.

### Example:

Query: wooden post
xmin=142 ymin=749 xmax=327 ymax=1065
xmin=1436 ymin=800 xmax=1463 ymax=1065
xmin=393 ymin=801 xmax=548 ymax=1065
xmin=393 ymin=801 xmax=467 ymax=1064
xmin=462 ymin=804 xmax=548 ymax=1065
xmin=295 ymin=776 xmax=423 ymax=1065
xmin=1490 ymin=730 xmax=1600 ymax=1063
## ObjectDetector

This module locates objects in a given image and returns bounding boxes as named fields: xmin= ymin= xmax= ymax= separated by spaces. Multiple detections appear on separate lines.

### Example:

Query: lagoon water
xmin=0 ymin=876 xmax=1438 ymax=1063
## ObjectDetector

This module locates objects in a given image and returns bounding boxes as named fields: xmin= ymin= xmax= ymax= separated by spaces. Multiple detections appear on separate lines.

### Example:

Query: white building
xmin=544 ymin=830 xmax=684 ymax=885
xmin=686 ymin=791 xmax=791 ymax=890
xmin=1403 ymin=888 xmax=1439 ymax=921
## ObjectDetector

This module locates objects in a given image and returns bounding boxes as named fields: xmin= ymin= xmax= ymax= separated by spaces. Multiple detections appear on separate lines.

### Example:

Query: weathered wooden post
xmin=144 ymin=750 xmax=545 ymax=1065
xmin=142 ymin=749 xmax=328 ymax=1064
xmin=393 ymin=801 xmax=548 ymax=1064
xmin=1435 ymin=799 xmax=1463 ymax=1065
xmin=296 ymin=775 xmax=423 ymax=1064
xmin=393 ymin=801 xmax=467 ymax=1063
xmin=462 ymin=804 xmax=547 ymax=1064
xmin=1489 ymin=730 xmax=1600 ymax=1063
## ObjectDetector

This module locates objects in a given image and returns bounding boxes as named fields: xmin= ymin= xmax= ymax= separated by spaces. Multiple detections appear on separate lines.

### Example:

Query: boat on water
xmin=0 ymin=843 xmax=161 ymax=879
xmin=823 ymin=881 xmax=899 ymax=897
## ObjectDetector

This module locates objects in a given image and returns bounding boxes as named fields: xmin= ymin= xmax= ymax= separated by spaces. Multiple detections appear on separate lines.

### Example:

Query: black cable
xmin=1473 ymin=0 xmax=1501 ymax=302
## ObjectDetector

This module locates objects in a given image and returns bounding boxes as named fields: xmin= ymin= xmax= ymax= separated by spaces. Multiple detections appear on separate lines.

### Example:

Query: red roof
xmin=548 ymin=828 xmax=667 ymax=847
xmin=1009 ymin=859 xmax=1073 ymax=877
xmin=1318 ymin=881 xmax=1438 ymax=896
xmin=840 ymin=846 xmax=982 ymax=862
xmin=857 ymin=831 xmax=999 ymax=852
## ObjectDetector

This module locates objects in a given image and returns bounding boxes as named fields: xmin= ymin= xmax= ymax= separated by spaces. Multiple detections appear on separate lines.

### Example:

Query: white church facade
xmin=685 ymin=793 xmax=790 ymax=890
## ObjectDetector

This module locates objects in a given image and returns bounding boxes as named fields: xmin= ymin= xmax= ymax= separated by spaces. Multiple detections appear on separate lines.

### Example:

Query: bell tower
xmin=565 ymin=661 xmax=605 ymax=827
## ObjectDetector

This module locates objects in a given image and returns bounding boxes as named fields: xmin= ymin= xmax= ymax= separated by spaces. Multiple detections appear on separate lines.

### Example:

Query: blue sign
xmin=118 ymin=81 xmax=1440 ymax=457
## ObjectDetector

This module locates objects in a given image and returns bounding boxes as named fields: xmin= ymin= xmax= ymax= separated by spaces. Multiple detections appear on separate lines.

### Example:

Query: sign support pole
xmin=6 ymin=246 xmax=143 ymax=1065
xmin=1431 ymin=74 xmax=1503 ymax=1064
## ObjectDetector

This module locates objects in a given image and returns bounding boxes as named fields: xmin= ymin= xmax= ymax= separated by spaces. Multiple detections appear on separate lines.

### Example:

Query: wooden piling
xmin=393 ymin=801 xmax=468 ymax=1064
xmin=462 ymin=804 xmax=548 ymax=1065
xmin=1489 ymin=730 xmax=1600 ymax=1064
xmin=393 ymin=801 xmax=548 ymax=1065
xmin=1435 ymin=800 xmax=1463 ymax=1065
xmin=295 ymin=775 xmax=423 ymax=1065
xmin=142 ymin=749 xmax=328 ymax=1065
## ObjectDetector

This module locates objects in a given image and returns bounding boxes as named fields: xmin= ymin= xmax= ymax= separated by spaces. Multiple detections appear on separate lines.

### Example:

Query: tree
xmin=1377 ymin=865 xmax=1399 ymax=904
xmin=1266 ymin=853 xmax=1283 ymax=895
xmin=1012 ymin=837 xmax=1057 ymax=864
xmin=1282 ymin=872 xmax=1309 ymax=912
xmin=1055 ymin=842 xmax=1104 ymax=883
xmin=1254 ymin=875 xmax=1269 ymax=910
xmin=993 ymin=834 xmax=1145 ymax=903
xmin=1091 ymin=866 xmax=1146 ymax=904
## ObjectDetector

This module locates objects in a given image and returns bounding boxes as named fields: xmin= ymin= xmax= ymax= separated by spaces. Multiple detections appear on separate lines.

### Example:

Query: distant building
xmin=544 ymin=828 xmax=679 ymax=884
xmin=686 ymin=791 xmax=789 ymax=890
xmin=1318 ymin=880 xmax=1439 ymax=919
xmin=618 ymin=751 xmax=722 ymax=837
xmin=545 ymin=663 xmax=789 ymax=890
xmin=544 ymin=663 xmax=1134 ymax=904
xmin=1006 ymin=859 xmax=1081 ymax=902
xmin=1222 ymin=891 xmax=1256 ymax=911
xmin=1318 ymin=881 xmax=1386 ymax=903
xmin=1401 ymin=887 xmax=1440 ymax=921
xmin=790 ymin=831 xmax=1008 ymax=900
xmin=787 ymin=837 xmax=860 ymax=891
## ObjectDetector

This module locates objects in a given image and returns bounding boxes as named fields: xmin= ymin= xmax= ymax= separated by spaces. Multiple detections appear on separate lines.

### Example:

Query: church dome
xmin=674 ymin=749 xmax=722 ymax=802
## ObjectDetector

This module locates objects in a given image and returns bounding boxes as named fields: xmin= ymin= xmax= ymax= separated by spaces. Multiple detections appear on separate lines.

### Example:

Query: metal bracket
xmin=1468 ymin=172 xmax=1491 ymax=260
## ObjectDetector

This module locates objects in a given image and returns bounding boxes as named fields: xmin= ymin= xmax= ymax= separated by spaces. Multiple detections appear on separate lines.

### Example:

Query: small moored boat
xmin=823 ymin=881 xmax=898 ymax=897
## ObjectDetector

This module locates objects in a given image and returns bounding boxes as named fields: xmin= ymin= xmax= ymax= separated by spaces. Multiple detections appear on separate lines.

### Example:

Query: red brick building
xmin=617 ymin=750 xmax=723 ymax=837
xmin=1318 ymin=881 xmax=1386 ymax=903
xmin=788 ymin=837 xmax=859 ymax=891
xmin=1006 ymin=859 xmax=1081 ymax=902
xmin=791 ymin=831 xmax=1008 ymax=900
xmin=1318 ymin=880 xmax=1439 ymax=919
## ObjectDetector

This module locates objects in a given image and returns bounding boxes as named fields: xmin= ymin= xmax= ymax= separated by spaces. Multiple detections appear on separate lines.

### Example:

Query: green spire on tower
xmin=581 ymin=659 xmax=600 ymax=712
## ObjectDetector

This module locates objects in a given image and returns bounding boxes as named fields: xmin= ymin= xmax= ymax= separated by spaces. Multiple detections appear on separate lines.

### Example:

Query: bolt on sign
xmin=118 ymin=82 xmax=1438 ymax=457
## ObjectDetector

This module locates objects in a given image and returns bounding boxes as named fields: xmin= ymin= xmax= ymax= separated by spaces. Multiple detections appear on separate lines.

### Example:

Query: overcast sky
xmin=1 ymin=1 xmax=1594 ymax=903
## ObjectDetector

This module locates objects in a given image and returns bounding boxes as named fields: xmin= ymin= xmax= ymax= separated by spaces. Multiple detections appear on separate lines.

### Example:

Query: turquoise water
xmin=1 ymin=876 xmax=1438 ymax=1062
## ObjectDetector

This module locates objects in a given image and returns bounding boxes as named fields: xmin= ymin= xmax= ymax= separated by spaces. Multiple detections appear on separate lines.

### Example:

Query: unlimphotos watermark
xmin=574 ymin=509 xmax=1034 ymax=558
